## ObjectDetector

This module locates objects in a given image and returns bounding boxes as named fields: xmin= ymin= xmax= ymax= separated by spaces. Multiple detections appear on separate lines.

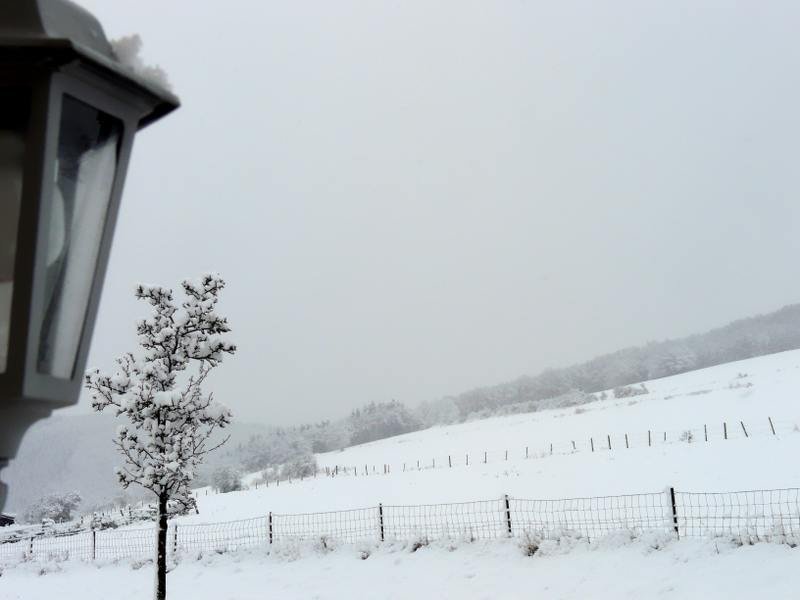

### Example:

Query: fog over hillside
xmin=5 ymin=302 xmax=800 ymax=517
xmin=1 ymin=416 xmax=270 ymax=515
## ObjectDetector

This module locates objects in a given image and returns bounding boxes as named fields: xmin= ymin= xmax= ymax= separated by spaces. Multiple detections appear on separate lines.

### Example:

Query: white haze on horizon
xmin=66 ymin=0 xmax=800 ymax=427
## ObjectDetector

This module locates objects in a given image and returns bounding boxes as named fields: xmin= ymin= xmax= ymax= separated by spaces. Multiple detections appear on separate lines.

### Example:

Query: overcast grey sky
xmin=71 ymin=0 xmax=800 ymax=425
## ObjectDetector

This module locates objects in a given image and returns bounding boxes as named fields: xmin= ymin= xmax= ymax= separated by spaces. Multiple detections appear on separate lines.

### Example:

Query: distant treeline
xmin=211 ymin=303 xmax=800 ymax=477
xmin=424 ymin=303 xmax=800 ymax=423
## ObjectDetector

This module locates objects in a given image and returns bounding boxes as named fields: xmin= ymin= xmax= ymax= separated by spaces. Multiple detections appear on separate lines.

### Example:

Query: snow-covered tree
xmin=211 ymin=465 xmax=243 ymax=493
xmin=24 ymin=491 xmax=81 ymax=523
xmin=85 ymin=274 xmax=236 ymax=600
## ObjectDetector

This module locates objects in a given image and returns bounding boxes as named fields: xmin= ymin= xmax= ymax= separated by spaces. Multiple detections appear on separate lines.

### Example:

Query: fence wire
xmin=271 ymin=507 xmax=380 ymax=544
xmin=95 ymin=527 xmax=154 ymax=561
xmin=511 ymin=493 xmax=669 ymax=541
xmin=2 ymin=486 xmax=800 ymax=564
xmin=178 ymin=517 xmax=268 ymax=554
xmin=676 ymin=488 xmax=800 ymax=543
xmin=382 ymin=499 xmax=506 ymax=541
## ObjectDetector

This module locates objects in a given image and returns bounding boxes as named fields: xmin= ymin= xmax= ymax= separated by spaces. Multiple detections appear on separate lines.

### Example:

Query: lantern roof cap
xmin=0 ymin=0 xmax=179 ymax=128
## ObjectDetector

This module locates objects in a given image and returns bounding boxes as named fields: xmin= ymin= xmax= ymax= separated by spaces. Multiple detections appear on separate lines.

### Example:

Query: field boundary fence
xmin=2 ymin=486 xmax=799 ymax=564
xmin=173 ymin=416 xmax=796 ymax=502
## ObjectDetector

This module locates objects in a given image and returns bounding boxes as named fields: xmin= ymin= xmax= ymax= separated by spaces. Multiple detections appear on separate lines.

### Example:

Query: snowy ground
xmin=5 ymin=350 xmax=800 ymax=598
xmin=185 ymin=350 xmax=800 ymax=523
xmin=2 ymin=535 xmax=797 ymax=600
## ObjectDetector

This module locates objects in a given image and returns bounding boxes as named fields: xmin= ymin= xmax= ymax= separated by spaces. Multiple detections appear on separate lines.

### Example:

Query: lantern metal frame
xmin=0 ymin=0 xmax=179 ymax=505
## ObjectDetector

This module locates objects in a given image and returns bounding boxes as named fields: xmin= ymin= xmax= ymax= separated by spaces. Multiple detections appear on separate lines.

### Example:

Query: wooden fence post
xmin=269 ymin=512 xmax=273 ymax=544
xmin=624 ymin=434 xmax=629 ymax=449
xmin=590 ymin=437 xmax=594 ymax=452
xmin=378 ymin=503 xmax=385 ymax=542
xmin=448 ymin=455 xmax=452 ymax=468
xmin=484 ymin=451 xmax=487 ymax=464
xmin=92 ymin=529 xmax=96 ymax=560
xmin=28 ymin=537 xmax=33 ymax=557
xmin=704 ymin=424 xmax=708 ymax=442
xmin=466 ymin=453 xmax=469 ymax=466
xmin=648 ymin=430 xmax=651 ymax=447
xmin=768 ymin=417 xmax=776 ymax=436
xmin=525 ymin=446 xmax=529 ymax=458
xmin=571 ymin=440 xmax=576 ymax=451
xmin=607 ymin=435 xmax=611 ymax=450
xmin=504 ymin=450 xmax=508 ymax=461
xmin=669 ymin=487 xmax=679 ymax=538
xmin=723 ymin=422 xmax=728 ymax=440
xmin=549 ymin=443 xmax=553 ymax=455
xmin=740 ymin=421 xmax=748 ymax=438
xmin=504 ymin=494 xmax=512 ymax=536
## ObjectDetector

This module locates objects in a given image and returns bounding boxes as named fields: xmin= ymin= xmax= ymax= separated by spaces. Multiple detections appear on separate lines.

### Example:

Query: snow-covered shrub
xmin=348 ymin=400 xmax=422 ymax=446
xmin=211 ymin=466 xmax=243 ymax=493
xmin=415 ymin=397 xmax=460 ymax=427
xmin=279 ymin=453 xmax=317 ymax=480
xmin=521 ymin=530 xmax=542 ymax=556
xmin=680 ymin=430 xmax=695 ymax=443
xmin=236 ymin=429 xmax=313 ymax=473
xmin=613 ymin=384 xmax=648 ymax=399
xmin=24 ymin=491 xmax=81 ymax=524
xmin=410 ymin=537 xmax=430 ymax=552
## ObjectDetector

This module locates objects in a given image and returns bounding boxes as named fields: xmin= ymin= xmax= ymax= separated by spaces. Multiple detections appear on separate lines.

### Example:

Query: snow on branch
xmin=85 ymin=273 xmax=236 ymax=509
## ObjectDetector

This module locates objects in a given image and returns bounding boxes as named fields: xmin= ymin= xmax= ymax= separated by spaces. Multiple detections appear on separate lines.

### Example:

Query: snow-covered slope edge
xmin=184 ymin=349 xmax=800 ymax=523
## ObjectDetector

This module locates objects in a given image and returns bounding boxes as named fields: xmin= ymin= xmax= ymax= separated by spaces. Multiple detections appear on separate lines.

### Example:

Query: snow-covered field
xmin=4 ymin=350 xmax=800 ymax=599
xmin=185 ymin=350 xmax=800 ymax=523
xmin=2 ymin=535 xmax=798 ymax=600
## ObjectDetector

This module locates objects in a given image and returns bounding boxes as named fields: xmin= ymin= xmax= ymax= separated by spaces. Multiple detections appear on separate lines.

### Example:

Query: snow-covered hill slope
xmin=184 ymin=350 xmax=800 ymax=524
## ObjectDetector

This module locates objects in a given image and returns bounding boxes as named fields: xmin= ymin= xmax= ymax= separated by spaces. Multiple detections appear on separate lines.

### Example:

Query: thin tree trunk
xmin=155 ymin=493 xmax=168 ymax=600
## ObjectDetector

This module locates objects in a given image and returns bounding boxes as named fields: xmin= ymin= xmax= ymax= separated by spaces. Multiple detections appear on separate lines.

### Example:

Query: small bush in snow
xmin=315 ymin=536 xmax=334 ymax=553
xmin=24 ymin=491 xmax=82 ymax=524
xmin=279 ymin=453 xmax=318 ymax=480
xmin=411 ymin=537 xmax=430 ymax=552
xmin=521 ymin=530 xmax=542 ymax=556
xmin=613 ymin=384 xmax=648 ymax=399
xmin=680 ymin=430 xmax=694 ymax=443
xmin=212 ymin=465 xmax=243 ymax=493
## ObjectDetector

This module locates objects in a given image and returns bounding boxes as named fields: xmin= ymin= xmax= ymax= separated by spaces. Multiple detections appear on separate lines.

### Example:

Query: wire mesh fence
xmin=676 ymin=488 xmax=800 ymax=543
xmin=2 ymin=486 xmax=799 ymax=565
xmin=511 ymin=492 xmax=670 ymax=541
xmin=178 ymin=516 xmax=268 ymax=554
xmin=382 ymin=499 xmax=507 ymax=541
xmin=271 ymin=507 xmax=380 ymax=544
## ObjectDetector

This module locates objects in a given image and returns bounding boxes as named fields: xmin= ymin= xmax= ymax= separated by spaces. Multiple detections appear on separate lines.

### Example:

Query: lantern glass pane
xmin=0 ymin=89 xmax=29 ymax=374
xmin=37 ymin=95 xmax=122 ymax=379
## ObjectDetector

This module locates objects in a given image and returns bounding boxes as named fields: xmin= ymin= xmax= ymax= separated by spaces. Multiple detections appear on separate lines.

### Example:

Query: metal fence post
xmin=504 ymin=494 xmax=512 ymax=537
xmin=268 ymin=512 xmax=273 ymax=544
xmin=92 ymin=529 xmax=96 ymax=560
xmin=28 ymin=536 xmax=33 ymax=557
xmin=173 ymin=524 xmax=178 ymax=555
xmin=669 ymin=487 xmax=679 ymax=538
xmin=378 ymin=503 xmax=385 ymax=542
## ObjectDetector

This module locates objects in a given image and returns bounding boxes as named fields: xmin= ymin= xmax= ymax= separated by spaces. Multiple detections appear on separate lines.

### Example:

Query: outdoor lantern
xmin=0 ymin=0 xmax=179 ymax=507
